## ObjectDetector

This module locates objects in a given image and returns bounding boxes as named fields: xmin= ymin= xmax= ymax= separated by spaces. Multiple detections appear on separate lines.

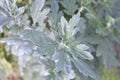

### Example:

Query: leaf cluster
xmin=0 ymin=0 xmax=120 ymax=80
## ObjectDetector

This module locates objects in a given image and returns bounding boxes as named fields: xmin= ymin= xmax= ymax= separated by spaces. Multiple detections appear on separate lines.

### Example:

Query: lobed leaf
xmin=30 ymin=0 xmax=50 ymax=24
xmin=72 ymin=57 xmax=96 ymax=78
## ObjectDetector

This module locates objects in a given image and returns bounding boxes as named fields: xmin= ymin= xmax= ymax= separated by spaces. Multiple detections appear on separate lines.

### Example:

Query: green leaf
xmin=20 ymin=30 xmax=44 ymax=46
xmin=51 ymin=0 xmax=59 ymax=14
xmin=20 ymin=30 xmax=56 ymax=56
xmin=71 ymin=44 xmax=94 ymax=60
xmin=69 ymin=13 xmax=80 ymax=29
xmin=60 ymin=16 xmax=68 ymax=36
xmin=72 ymin=57 xmax=96 ymax=78
xmin=84 ymin=35 xmax=103 ymax=44
xmin=0 ymin=6 xmax=9 ymax=16
xmin=52 ymin=49 xmax=71 ymax=73
xmin=49 ymin=0 xmax=63 ymax=28
xmin=34 ymin=42 xmax=55 ymax=56
xmin=77 ymin=18 xmax=86 ymax=33
xmin=61 ymin=0 xmax=78 ymax=15
xmin=96 ymin=38 xmax=120 ymax=68
xmin=30 ymin=0 xmax=50 ymax=24
xmin=0 ymin=14 xmax=8 ymax=26
xmin=59 ymin=14 xmax=80 ymax=39
xmin=0 ymin=37 xmax=34 ymax=56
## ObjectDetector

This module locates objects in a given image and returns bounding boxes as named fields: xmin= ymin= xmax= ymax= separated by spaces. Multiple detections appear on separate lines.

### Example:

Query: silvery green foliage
xmin=0 ymin=0 xmax=25 ymax=32
xmin=84 ymin=34 xmax=120 ymax=68
xmin=96 ymin=38 xmax=120 ymax=68
xmin=82 ymin=0 xmax=120 ymax=69
xmin=1 ymin=13 xmax=96 ymax=80
xmin=0 ymin=0 xmax=120 ymax=80
xmin=111 ymin=0 xmax=120 ymax=28
xmin=48 ymin=0 xmax=63 ymax=28
xmin=30 ymin=0 xmax=50 ymax=25
xmin=60 ymin=0 xmax=78 ymax=15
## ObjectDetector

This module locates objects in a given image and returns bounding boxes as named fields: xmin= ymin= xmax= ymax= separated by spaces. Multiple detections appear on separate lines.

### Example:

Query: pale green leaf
xmin=69 ymin=13 xmax=80 ymax=29
xmin=72 ymin=57 xmax=96 ymax=78
xmin=52 ymin=49 xmax=71 ymax=73
xmin=96 ymin=39 xmax=120 ymax=68
xmin=71 ymin=45 xmax=94 ymax=60
xmin=30 ymin=0 xmax=50 ymax=24
xmin=61 ymin=0 xmax=78 ymax=15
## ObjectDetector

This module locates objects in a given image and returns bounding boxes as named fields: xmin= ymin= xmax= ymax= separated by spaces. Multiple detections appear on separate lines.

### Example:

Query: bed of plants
xmin=0 ymin=0 xmax=120 ymax=80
